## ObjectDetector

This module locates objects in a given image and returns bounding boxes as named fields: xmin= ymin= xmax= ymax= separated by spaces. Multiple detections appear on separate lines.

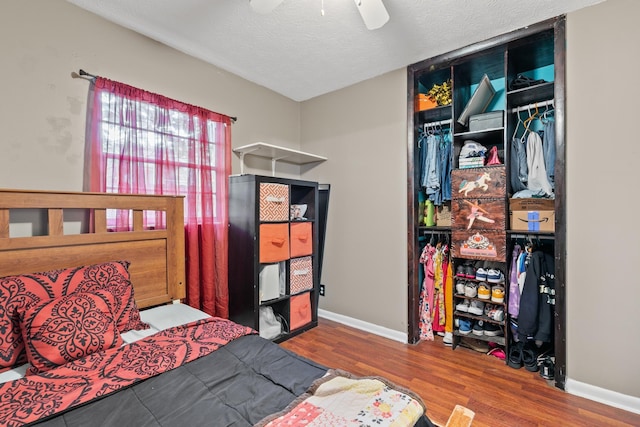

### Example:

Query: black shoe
xmin=509 ymin=73 xmax=546 ymax=90
xmin=507 ymin=341 xmax=523 ymax=369
xmin=539 ymin=356 xmax=555 ymax=380
xmin=522 ymin=343 xmax=539 ymax=372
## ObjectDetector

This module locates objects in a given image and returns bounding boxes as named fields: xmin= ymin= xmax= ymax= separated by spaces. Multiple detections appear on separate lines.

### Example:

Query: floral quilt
xmin=256 ymin=369 xmax=426 ymax=427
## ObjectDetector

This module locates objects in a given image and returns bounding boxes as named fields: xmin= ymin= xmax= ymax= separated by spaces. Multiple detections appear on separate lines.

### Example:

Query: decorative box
xmin=259 ymin=183 xmax=289 ymax=222
xmin=259 ymin=223 xmax=289 ymax=263
xmin=451 ymin=198 xmax=506 ymax=230
xmin=289 ymin=222 xmax=313 ymax=258
xmin=289 ymin=256 xmax=313 ymax=295
xmin=452 ymin=230 xmax=506 ymax=262
xmin=290 ymin=293 xmax=312 ymax=330
xmin=452 ymin=166 xmax=506 ymax=199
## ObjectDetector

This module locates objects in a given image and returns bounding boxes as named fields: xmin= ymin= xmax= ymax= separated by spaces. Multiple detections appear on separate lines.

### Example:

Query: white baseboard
xmin=318 ymin=309 xmax=407 ymax=343
xmin=565 ymin=378 xmax=640 ymax=415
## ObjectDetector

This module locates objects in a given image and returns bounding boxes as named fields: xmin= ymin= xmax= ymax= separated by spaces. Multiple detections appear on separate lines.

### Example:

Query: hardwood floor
xmin=280 ymin=318 xmax=640 ymax=427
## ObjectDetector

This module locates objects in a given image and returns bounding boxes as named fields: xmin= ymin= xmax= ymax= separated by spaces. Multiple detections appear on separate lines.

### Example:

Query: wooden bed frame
xmin=0 ymin=189 xmax=186 ymax=309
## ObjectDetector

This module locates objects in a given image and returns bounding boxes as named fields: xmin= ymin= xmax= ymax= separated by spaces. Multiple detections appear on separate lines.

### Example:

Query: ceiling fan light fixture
xmin=354 ymin=0 xmax=389 ymax=30
xmin=249 ymin=0 xmax=284 ymax=14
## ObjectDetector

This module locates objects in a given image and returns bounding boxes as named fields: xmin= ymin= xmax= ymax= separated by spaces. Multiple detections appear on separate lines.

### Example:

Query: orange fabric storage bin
xmin=259 ymin=183 xmax=289 ymax=222
xmin=290 ymin=256 xmax=313 ymax=295
xmin=290 ymin=293 xmax=312 ymax=330
xmin=289 ymin=222 xmax=312 ymax=258
xmin=259 ymin=223 xmax=290 ymax=263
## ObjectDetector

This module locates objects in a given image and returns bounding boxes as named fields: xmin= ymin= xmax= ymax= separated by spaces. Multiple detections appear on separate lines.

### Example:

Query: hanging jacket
xmin=508 ymin=244 xmax=522 ymax=317
xmin=518 ymin=249 xmax=555 ymax=342
xmin=510 ymin=137 xmax=528 ymax=192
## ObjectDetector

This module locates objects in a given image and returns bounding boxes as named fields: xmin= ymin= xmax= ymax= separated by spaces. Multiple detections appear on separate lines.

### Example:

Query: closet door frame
xmin=406 ymin=16 xmax=567 ymax=390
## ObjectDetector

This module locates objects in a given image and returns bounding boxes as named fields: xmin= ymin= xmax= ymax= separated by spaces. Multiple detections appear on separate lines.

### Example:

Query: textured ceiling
xmin=67 ymin=0 xmax=604 ymax=102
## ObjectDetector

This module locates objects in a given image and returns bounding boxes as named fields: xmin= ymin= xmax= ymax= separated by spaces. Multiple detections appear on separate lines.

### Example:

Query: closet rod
xmin=423 ymin=119 xmax=452 ymax=130
xmin=422 ymin=228 xmax=452 ymax=235
xmin=510 ymin=233 xmax=555 ymax=240
xmin=510 ymin=99 xmax=554 ymax=114
xmin=71 ymin=68 xmax=238 ymax=123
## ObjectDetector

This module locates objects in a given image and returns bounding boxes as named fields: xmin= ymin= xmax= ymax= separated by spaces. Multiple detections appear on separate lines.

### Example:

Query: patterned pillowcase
xmin=20 ymin=290 xmax=124 ymax=374
xmin=0 ymin=260 xmax=148 ymax=372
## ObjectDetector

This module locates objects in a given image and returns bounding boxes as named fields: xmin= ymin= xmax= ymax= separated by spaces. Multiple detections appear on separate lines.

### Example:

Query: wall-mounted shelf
xmin=234 ymin=142 xmax=327 ymax=176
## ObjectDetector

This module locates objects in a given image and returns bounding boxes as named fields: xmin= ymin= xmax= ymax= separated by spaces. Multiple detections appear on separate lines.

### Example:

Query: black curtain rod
xmin=74 ymin=69 xmax=237 ymax=123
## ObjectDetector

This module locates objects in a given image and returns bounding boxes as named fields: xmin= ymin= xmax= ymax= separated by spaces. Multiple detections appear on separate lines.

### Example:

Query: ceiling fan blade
xmin=354 ymin=0 xmax=389 ymax=30
xmin=250 ymin=0 xmax=285 ymax=14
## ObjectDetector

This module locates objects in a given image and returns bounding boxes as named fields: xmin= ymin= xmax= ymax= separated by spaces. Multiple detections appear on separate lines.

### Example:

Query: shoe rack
xmin=452 ymin=263 xmax=508 ymax=350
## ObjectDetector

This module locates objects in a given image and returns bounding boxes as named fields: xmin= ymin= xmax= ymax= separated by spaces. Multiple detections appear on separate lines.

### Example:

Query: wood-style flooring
xmin=280 ymin=318 xmax=640 ymax=427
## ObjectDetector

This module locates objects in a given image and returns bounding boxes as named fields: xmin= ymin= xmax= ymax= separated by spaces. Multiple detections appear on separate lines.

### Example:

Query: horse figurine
xmin=458 ymin=172 xmax=491 ymax=196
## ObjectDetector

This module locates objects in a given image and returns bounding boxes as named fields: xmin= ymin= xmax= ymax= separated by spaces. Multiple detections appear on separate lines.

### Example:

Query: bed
xmin=0 ymin=189 xmax=434 ymax=427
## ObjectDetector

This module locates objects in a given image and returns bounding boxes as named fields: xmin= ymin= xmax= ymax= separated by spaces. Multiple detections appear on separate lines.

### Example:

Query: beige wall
xmin=0 ymin=0 xmax=302 ymax=192
xmin=566 ymin=0 xmax=640 ymax=398
xmin=1 ymin=0 xmax=638 ymax=407
xmin=301 ymin=71 xmax=409 ymax=333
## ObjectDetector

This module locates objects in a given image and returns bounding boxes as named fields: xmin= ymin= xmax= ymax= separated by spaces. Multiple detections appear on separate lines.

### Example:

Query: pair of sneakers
xmin=491 ymin=284 xmax=505 ymax=303
xmin=456 ymin=264 xmax=476 ymax=279
xmin=484 ymin=303 xmax=504 ymax=322
xmin=472 ymin=320 xmax=503 ymax=337
xmin=455 ymin=281 xmax=476 ymax=297
xmin=456 ymin=299 xmax=481 ymax=313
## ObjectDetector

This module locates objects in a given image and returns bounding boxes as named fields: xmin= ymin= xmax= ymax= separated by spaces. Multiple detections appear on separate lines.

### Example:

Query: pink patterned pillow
xmin=0 ymin=260 xmax=148 ymax=372
xmin=20 ymin=290 xmax=123 ymax=374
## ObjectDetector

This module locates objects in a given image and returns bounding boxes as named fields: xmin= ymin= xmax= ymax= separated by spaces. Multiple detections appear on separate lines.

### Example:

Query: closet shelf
xmin=507 ymin=81 xmax=555 ymax=108
xmin=454 ymin=127 xmax=504 ymax=141
xmin=234 ymin=142 xmax=327 ymax=176
xmin=416 ymin=105 xmax=452 ymax=123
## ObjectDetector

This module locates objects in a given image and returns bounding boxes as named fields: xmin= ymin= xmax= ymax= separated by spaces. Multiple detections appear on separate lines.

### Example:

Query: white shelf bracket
xmin=271 ymin=156 xmax=288 ymax=176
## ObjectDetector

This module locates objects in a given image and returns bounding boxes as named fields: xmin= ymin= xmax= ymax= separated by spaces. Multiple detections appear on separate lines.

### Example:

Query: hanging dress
xmin=418 ymin=244 xmax=435 ymax=340
xmin=443 ymin=247 xmax=454 ymax=334
xmin=431 ymin=243 xmax=445 ymax=333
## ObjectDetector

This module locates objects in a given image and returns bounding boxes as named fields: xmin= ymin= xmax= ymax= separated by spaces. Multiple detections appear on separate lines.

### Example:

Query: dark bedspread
xmin=32 ymin=334 xmax=326 ymax=426
xmin=29 ymin=334 xmax=434 ymax=427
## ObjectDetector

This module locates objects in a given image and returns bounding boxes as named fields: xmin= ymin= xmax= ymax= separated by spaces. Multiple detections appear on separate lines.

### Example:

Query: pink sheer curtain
xmin=84 ymin=77 xmax=231 ymax=317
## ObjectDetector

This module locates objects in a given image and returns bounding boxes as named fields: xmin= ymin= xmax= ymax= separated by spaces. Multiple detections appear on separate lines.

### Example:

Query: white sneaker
xmin=464 ymin=282 xmax=478 ymax=298
xmin=443 ymin=332 xmax=453 ymax=346
xmin=488 ymin=306 xmax=504 ymax=322
xmin=468 ymin=300 xmax=485 ymax=316
xmin=455 ymin=280 xmax=466 ymax=295
xmin=456 ymin=299 xmax=470 ymax=312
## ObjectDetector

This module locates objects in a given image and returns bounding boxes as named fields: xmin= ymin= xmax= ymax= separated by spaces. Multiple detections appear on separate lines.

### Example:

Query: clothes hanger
xmin=512 ymin=110 xmax=525 ymax=141
xmin=541 ymin=102 xmax=555 ymax=124
xmin=523 ymin=103 xmax=540 ymax=134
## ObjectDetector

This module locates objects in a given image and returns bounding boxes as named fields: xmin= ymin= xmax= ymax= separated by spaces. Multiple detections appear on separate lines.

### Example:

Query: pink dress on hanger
xmin=418 ymin=244 xmax=435 ymax=341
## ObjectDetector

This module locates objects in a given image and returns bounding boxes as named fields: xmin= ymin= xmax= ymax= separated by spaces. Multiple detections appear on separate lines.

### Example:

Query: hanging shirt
xmin=526 ymin=132 xmax=553 ymax=196
xmin=421 ymin=134 xmax=440 ymax=200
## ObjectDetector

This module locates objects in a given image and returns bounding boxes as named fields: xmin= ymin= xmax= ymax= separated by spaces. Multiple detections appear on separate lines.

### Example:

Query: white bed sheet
xmin=0 ymin=303 xmax=211 ymax=384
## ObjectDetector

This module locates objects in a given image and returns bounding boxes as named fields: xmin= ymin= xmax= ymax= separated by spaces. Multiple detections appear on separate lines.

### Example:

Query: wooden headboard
xmin=0 ymin=189 xmax=186 ymax=309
